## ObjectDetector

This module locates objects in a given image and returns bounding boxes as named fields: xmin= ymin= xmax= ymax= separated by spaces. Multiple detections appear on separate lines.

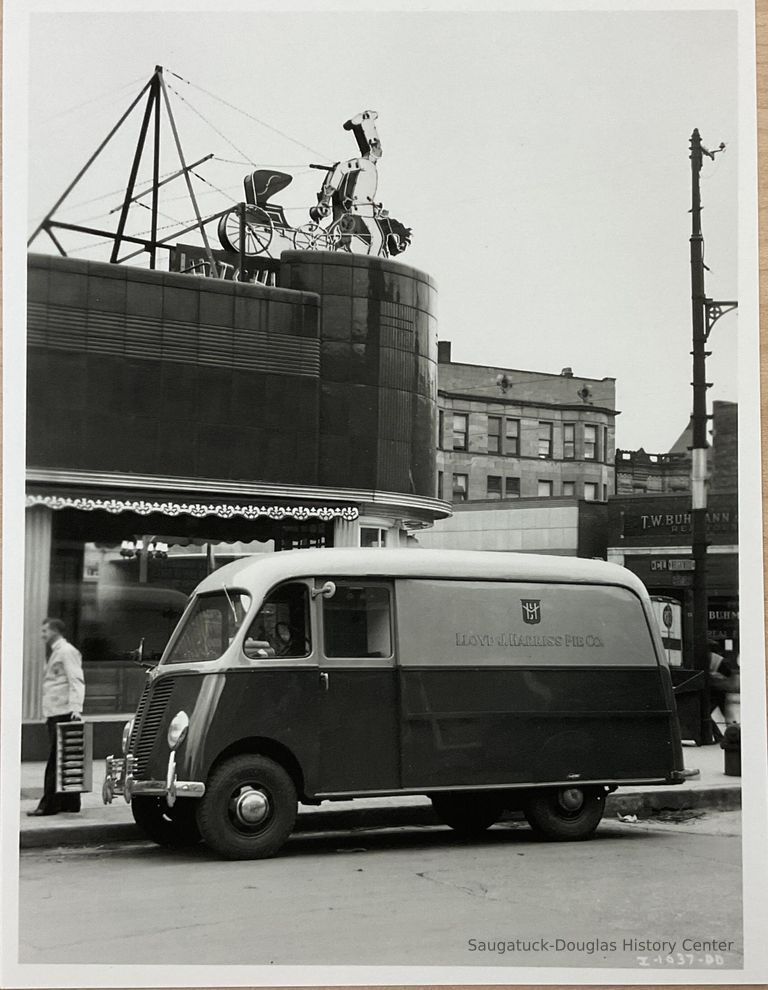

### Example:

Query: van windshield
xmin=163 ymin=590 xmax=251 ymax=665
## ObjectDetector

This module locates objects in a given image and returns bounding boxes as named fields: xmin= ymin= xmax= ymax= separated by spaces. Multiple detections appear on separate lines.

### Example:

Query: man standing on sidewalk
xmin=27 ymin=618 xmax=85 ymax=817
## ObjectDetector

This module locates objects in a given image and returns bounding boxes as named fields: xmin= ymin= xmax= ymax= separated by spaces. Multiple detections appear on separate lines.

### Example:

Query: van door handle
xmin=320 ymin=672 xmax=329 ymax=691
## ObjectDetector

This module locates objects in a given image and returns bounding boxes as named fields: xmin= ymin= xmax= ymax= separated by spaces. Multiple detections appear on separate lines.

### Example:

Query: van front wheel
xmin=430 ymin=793 xmax=504 ymax=836
xmin=197 ymin=755 xmax=297 ymax=860
xmin=524 ymin=786 xmax=605 ymax=841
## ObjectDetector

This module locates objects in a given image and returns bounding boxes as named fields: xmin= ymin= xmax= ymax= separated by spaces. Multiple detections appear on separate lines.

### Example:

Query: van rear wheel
xmin=430 ymin=793 xmax=504 ymax=836
xmin=197 ymin=754 xmax=297 ymax=860
xmin=524 ymin=786 xmax=604 ymax=841
xmin=131 ymin=796 xmax=201 ymax=847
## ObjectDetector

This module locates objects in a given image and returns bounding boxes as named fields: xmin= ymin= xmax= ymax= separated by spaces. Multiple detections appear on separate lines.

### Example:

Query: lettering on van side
xmin=455 ymin=632 xmax=605 ymax=648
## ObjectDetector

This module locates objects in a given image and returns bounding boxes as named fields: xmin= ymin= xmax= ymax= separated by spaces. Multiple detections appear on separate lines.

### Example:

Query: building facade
xmin=25 ymin=250 xmax=448 ymax=722
xmin=614 ymin=449 xmax=691 ymax=495
xmin=434 ymin=344 xmax=617 ymax=505
xmin=417 ymin=344 xmax=616 ymax=554
xmin=415 ymin=496 xmax=610 ymax=556
xmin=606 ymin=401 xmax=739 ymax=665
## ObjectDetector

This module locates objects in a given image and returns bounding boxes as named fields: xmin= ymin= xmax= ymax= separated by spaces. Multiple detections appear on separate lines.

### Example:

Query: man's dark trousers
xmin=36 ymin=714 xmax=81 ymax=814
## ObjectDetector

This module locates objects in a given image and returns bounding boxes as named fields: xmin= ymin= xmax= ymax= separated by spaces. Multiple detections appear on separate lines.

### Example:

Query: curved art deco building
xmin=23 ymin=249 xmax=448 ymax=721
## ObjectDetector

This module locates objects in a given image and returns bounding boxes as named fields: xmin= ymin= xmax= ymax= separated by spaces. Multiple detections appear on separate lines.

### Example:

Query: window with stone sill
xmin=563 ymin=423 xmax=576 ymax=460
xmin=452 ymin=473 xmax=469 ymax=502
xmin=505 ymin=419 xmax=520 ymax=456
xmin=584 ymin=424 xmax=598 ymax=461
xmin=452 ymin=413 xmax=469 ymax=451
xmin=486 ymin=475 xmax=502 ymax=500
xmin=538 ymin=422 xmax=553 ymax=459
xmin=505 ymin=477 xmax=521 ymax=498
xmin=487 ymin=416 xmax=502 ymax=454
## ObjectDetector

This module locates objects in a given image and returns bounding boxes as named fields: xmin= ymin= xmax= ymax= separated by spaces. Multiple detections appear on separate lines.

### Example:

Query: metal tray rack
xmin=55 ymin=720 xmax=93 ymax=793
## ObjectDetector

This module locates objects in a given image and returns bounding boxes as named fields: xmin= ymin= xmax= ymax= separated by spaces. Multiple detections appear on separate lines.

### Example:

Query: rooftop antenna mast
xmin=28 ymin=66 xmax=217 ymax=272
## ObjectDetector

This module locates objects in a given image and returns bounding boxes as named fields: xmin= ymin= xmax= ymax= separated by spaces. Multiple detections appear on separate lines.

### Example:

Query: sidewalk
xmin=19 ymin=743 xmax=740 ymax=850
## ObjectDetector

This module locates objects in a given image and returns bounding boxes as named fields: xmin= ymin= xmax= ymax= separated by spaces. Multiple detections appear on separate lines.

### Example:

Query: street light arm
xmin=704 ymin=299 xmax=738 ymax=340
xmin=701 ymin=141 xmax=726 ymax=160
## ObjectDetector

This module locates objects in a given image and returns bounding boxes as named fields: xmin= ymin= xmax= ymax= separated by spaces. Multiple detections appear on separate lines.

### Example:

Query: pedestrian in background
xmin=27 ymin=618 xmax=85 ymax=817
xmin=708 ymin=641 xmax=733 ymax=743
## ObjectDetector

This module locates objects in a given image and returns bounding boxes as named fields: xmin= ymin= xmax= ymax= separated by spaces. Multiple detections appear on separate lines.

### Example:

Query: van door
xmin=314 ymin=579 xmax=400 ymax=794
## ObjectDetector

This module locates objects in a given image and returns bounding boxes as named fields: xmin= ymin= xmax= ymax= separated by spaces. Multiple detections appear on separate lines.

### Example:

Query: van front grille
xmin=133 ymin=677 xmax=175 ymax=777
xmin=129 ymin=682 xmax=150 ymax=751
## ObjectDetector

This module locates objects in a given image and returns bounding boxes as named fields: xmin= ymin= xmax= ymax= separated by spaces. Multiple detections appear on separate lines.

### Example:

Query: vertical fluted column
xmin=333 ymin=516 xmax=361 ymax=547
xmin=23 ymin=505 xmax=52 ymax=720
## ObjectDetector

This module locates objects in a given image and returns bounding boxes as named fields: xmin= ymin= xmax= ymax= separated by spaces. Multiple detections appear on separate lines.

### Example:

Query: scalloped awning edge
xmin=25 ymin=494 xmax=359 ymax=523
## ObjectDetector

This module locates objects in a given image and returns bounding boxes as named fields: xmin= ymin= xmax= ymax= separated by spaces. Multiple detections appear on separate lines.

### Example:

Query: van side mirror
xmin=131 ymin=637 xmax=155 ymax=670
xmin=311 ymin=580 xmax=336 ymax=600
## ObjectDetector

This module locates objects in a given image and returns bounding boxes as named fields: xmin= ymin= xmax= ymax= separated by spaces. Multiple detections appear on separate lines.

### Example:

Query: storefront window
xmin=708 ymin=597 xmax=739 ymax=657
xmin=360 ymin=526 xmax=387 ymax=548
xmin=47 ymin=530 xmax=273 ymax=714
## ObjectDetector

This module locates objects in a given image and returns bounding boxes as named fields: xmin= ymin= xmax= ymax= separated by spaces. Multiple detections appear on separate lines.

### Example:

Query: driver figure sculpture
xmin=310 ymin=111 xmax=411 ymax=257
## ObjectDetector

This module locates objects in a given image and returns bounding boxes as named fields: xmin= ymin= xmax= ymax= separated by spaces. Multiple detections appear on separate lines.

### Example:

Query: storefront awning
xmin=25 ymin=492 xmax=359 ymax=522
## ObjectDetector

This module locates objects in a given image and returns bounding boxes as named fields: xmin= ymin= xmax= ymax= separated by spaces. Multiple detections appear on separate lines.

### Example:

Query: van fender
xmin=204 ymin=736 xmax=306 ymax=802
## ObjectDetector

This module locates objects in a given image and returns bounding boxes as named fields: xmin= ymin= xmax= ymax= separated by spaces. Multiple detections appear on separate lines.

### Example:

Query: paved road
xmin=18 ymin=811 xmax=742 ymax=971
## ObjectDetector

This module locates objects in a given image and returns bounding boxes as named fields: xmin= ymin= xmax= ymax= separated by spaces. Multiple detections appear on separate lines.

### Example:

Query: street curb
xmin=606 ymin=785 xmax=741 ymax=817
xmin=19 ymin=805 xmax=440 ymax=850
xmin=19 ymin=785 xmax=740 ymax=850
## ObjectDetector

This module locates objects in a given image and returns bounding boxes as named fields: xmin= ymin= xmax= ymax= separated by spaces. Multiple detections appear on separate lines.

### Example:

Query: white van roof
xmin=196 ymin=548 xmax=647 ymax=598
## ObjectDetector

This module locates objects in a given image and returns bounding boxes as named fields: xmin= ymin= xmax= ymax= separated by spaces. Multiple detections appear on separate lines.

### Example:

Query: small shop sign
xmin=650 ymin=558 xmax=696 ymax=572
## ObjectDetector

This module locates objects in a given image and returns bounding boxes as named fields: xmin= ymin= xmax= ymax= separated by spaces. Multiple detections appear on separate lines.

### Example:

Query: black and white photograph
xmin=1 ymin=0 xmax=766 ymax=985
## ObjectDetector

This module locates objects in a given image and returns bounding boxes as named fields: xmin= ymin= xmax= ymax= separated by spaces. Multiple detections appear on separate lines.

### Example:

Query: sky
xmin=23 ymin=3 xmax=743 ymax=452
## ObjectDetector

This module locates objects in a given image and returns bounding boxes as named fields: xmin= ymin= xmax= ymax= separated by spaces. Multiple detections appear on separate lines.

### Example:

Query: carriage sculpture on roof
xmin=217 ymin=111 xmax=412 ymax=260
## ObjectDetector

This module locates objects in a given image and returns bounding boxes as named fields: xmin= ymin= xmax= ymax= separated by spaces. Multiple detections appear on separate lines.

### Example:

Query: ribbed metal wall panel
xmin=379 ymin=300 xmax=416 ymax=333
xmin=379 ymin=388 xmax=411 ymax=441
xmin=29 ymin=303 xmax=319 ymax=378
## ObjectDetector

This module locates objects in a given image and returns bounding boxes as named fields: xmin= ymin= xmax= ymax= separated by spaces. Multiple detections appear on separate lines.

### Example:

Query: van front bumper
xmin=102 ymin=753 xmax=205 ymax=806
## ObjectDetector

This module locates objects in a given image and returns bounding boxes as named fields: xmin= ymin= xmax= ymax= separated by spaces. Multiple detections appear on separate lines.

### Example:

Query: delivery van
xmin=102 ymin=548 xmax=685 ymax=859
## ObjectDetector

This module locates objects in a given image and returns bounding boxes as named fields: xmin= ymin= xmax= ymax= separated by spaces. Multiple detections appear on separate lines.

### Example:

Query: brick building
xmin=606 ymin=401 xmax=739 ymax=665
xmin=615 ymin=401 xmax=736 ymax=496
xmin=417 ymin=343 xmax=617 ymax=554
xmin=434 ymin=343 xmax=617 ymax=504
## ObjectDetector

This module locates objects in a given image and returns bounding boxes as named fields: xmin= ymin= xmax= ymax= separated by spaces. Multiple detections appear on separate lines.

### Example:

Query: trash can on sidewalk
xmin=670 ymin=668 xmax=705 ymax=744
xmin=720 ymin=724 xmax=741 ymax=777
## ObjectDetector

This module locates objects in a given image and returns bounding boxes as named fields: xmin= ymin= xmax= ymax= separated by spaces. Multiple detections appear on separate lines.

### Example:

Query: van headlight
xmin=167 ymin=711 xmax=189 ymax=750
xmin=122 ymin=719 xmax=134 ymax=755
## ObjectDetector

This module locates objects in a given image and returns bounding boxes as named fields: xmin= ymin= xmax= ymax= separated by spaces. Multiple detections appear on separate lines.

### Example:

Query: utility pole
xmin=688 ymin=128 xmax=736 ymax=744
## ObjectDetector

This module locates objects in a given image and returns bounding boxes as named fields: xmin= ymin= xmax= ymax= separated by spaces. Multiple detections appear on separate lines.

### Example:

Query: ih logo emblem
xmin=521 ymin=599 xmax=542 ymax=624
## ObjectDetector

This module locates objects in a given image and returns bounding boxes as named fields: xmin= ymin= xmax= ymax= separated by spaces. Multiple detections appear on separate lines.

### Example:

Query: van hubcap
xmin=234 ymin=788 xmax=270 ymax=826
xmin=558 ymin=788 xmax=584 ymax=812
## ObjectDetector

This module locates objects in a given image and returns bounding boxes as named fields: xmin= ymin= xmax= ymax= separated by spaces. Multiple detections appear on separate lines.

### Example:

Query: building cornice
xmin=608 ymin=545 xmax=737 ymax=556
xmin=438 ymin=451 xmax=614 ymax=468
xmin=438 ymin=390 xmax=619 ymax=417
xmin=438 ymin=360 xmax=615 ymax=385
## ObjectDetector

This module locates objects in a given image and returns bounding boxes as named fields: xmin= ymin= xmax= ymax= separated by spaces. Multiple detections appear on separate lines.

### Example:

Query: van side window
xmin=244 ymin=582 xmax=311 ymax=659
xmin=323 ymin=584 xmax=392 ymax=658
